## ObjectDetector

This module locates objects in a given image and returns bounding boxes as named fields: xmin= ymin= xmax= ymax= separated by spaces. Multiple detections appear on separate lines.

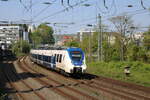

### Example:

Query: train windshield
xmin=70 ymin=51 xmax=83 ymax=61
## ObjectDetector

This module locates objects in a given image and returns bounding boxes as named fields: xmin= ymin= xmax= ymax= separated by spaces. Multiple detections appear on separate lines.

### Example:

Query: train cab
xmin=66 ymin=48 xmax=86 ymax=74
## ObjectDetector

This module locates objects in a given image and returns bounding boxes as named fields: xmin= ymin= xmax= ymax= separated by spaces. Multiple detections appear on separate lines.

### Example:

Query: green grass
xmin=87 ymin=61 xmax=150 ymax=87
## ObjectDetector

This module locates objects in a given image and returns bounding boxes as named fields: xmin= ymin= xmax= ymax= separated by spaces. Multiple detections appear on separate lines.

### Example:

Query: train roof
xmin=32 ymin=46 xmax=82 ymax=51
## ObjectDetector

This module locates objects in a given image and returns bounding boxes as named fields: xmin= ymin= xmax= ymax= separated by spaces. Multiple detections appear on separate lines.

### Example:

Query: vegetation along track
xmin=25 ymin=56 xmax=150 ymax=100
xmin=18 ymin=56 xmax=99 ymax=100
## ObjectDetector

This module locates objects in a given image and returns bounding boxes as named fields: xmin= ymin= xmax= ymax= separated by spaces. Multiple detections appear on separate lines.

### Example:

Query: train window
xmin=39 ymin=55 xmax=40 ymax=59
xmin=48 ymin=56 xmax=51 ymax=62
xmin=39 ymin=55 xmax=42 ymax=60
xmin=42 ymin=55 xmax=43 ymax=60
xmin=40 ymin=55 xmax=42 ymax=60
xmin=45 ymin=56 xmax=47 ymax=61
xmin=57 ymin=54 xmax=59 ymax=62
xmin=43 ymin=55 xmax=45 ymax=61
xmin=59 ymin=54 xmax=62 ymax=63
xmin=35 ymin=54 xmax=37 ymax=58
xmin=63 ymin=55 xmax=65 ymax=61
xmin=70 ymin=51 xmax=82 ymax=61
xmin=55 ymin=54 xmax=57 ymax=62
xmin=43 ymin=55 xmax=47 ymax=61
xmin=38 ymin=55 xmax=39 ymax=59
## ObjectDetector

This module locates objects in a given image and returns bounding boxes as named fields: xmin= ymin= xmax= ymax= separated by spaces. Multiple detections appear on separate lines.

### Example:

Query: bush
xmin=12 ymin=40 xmax=30 ymax=56
xmin=87 ymin=61 xmax=150 ymax=87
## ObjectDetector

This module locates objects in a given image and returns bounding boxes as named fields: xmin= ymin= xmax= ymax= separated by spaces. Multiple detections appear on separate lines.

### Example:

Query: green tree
xmin=22 ymin=40 xmax=31 ymax=53
xmin=30 ymin=23 xmax=55 ymax=47
xmin=110 ymin=14 xmax=134 ymax=61
xmin=37 ymin=23 xmax=55 ymax=44
xmin=126 ymin=41 xmax=148 ymax=62
xmin=91 ymin=32 xmax=98 ymax=53
xmin=143 ymin=28 xmax=150 ymax=63
xmin=143 ymin=29 xmax=150 ymax=50
xmin=110 ymin=38 xmax=121 ymax=61
xmin=127 ymin=42 xmax=140 ymax=61
xmin=80 ymin=35 xmax=89 ymax=53
xmin=30 ymin=30 xmax=42 ymax=48
xmin=64 ymin=40 xmax=80 ymax=47
xmin=12 ymin=40 xmax=30 ymax=55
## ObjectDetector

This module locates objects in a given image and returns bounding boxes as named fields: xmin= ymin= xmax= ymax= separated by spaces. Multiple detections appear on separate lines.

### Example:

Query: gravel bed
xmin=25 ymin=57 xmax=110 ymax=100
xmin=14 ymin=60 xmax=66 ymax=100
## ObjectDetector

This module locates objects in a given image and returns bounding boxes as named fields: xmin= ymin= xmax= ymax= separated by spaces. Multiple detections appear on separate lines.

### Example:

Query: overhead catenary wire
xmin=140 ymin=0 xmax=146 ymax=9
xmin=53 ymin=8 xmax=149 ymax=26
xmin=33 ymin=0 xmax=57 ymax=19
xmin=19 ymin=0 xmax=29 ymax=11
xmin=97 ymin=0 xmax=117 ymax=15
xmin=103 ymin=0 xmax=108 ymax=9
xmin=63 ymin=8 xmax=150 ymax=33
xmin=32 ymin=0 xmax=149 ymax=26
xmin=34 ymin=0 xmax=90 ymax=23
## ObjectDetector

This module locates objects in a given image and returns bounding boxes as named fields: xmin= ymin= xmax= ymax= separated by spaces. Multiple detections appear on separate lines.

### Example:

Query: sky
xmin=0 ymin=0 xmax=150 ymax=34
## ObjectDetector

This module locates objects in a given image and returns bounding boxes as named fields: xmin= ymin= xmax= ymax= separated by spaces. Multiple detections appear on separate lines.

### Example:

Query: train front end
xmin=67 ymin=48 xmax=87 ymax=74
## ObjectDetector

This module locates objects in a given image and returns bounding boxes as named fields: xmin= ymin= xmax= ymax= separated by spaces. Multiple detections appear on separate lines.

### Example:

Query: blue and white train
xmin=30 ymin=47 xmax=87 ymax=75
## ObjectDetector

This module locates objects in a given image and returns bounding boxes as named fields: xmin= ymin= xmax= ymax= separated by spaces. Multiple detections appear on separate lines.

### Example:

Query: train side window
xmin=39 ymin=55 xmax=42 ymax=60
xmin=57 ymin=54 xmax=59 ymax=62
xmin=59 ymin=54 xmax=62 ymax=63
xmin=38 ymin=55 xmax=39 ymax=59
xmin=44 ymin=56 xmax=46 ymax=61
xmin=40 ymin=55 xmax=42 ymax=60
xmin=55 ymin=54 xmax=57 ymax=62
xmin=43 ymin=55 xmax=45 ymax=61
xmin=45 ymin=56 xmax=48 ymax=61
xmin=63 ymin=55 xmax=65 ymax=61
xmin=38 ymin=55 xmax=41 ymax=60
xmin=35 ymin=54 xmax=37 ymax=59
xmin=49 ymin=56 xmax=51 ymax=62
xmin=42 ymin=55 xmax=44 ymax=60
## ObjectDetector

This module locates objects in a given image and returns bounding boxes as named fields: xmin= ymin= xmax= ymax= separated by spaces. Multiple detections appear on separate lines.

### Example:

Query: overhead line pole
xmin=98 ymin=14 xmax=100 ymax=61
xmin=98 ymin=14 xmax=103 ymax=61
xmin=30 ymin=0 xmax=32 ymax=25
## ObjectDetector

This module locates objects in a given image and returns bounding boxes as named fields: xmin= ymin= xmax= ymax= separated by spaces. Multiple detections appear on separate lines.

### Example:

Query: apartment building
xmin=0 ymin=24 xmax=29 ymax=49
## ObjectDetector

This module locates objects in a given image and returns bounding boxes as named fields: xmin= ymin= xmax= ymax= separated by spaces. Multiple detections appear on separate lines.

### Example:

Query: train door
xmin=51 ymin=54 xmax=56 ymax=69
xmin=57 ymin=54 xmax=64 ymax=68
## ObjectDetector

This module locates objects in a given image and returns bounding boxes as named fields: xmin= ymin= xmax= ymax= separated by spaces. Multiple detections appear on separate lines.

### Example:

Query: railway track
xmin=2 ymin=56 xmax=150 ymax=100
xmin=24 ymin=56 xmax=150 ymax=100
xmin=2 ymin=61 xmax=25 ymax=100
xmin=17 ymin=57 xmax=79 ymax=100
xmin=2 ymin=59 xmax=46 ymax=100
xmin=18 ymin=56 xmax=99 ymax=100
